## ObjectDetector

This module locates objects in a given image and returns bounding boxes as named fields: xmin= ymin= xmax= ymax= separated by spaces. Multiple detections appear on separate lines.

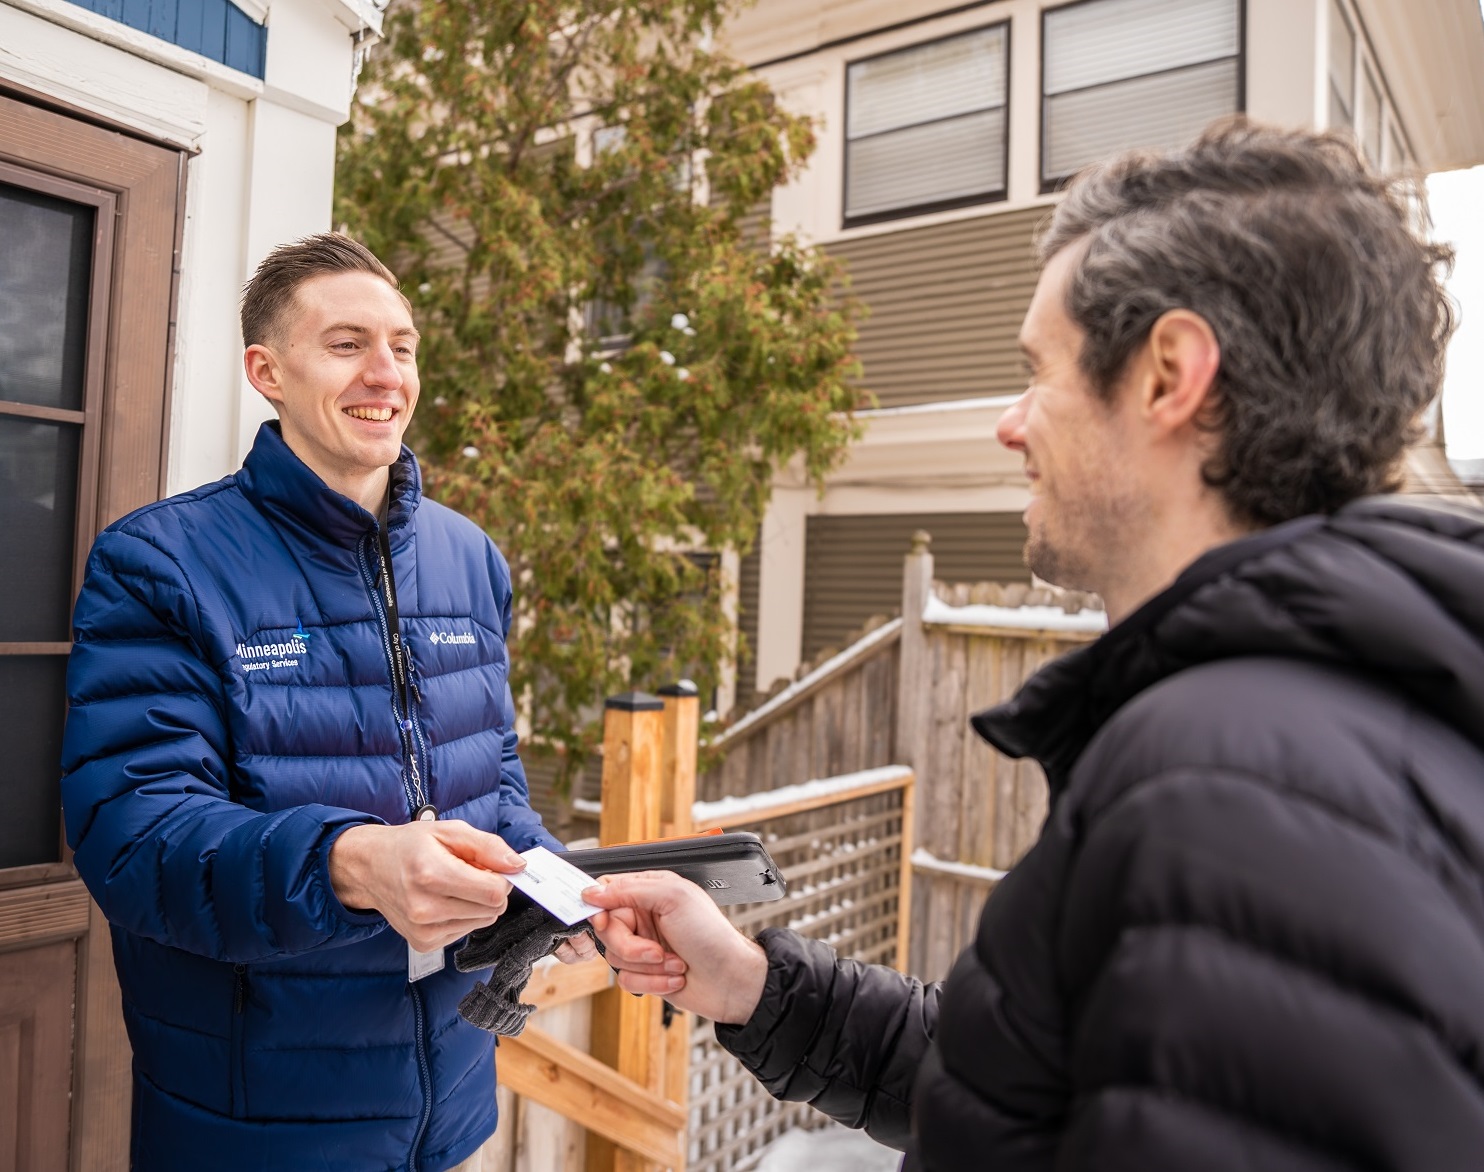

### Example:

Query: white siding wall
xmin=0 ymin=0 xmax=375 ymax=495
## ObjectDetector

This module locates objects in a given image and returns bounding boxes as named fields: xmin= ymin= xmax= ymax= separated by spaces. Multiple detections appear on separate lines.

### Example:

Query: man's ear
xmin=244 ymin=343 xmax=285 ymax=409
xmin=1141 ymin=309 xmax=1220 ymax=435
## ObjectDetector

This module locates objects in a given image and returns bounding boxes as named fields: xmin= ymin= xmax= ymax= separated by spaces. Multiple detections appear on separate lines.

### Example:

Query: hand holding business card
xmin=506 ymin=846 xmax=604 ymax=925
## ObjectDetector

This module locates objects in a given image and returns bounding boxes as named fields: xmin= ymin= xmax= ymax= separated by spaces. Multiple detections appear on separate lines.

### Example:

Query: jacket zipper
xmin=404 ymin=653 xmax=433 ymax=807
xmin=230 ymin=964 xmax=248 ymax=1118
xmin=409 ymin=980 xmax=433 ymax=1172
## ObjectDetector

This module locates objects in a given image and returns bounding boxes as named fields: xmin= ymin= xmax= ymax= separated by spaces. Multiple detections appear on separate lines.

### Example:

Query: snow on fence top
xmin=910 ymin=847 xmax=1008 ymax=885
xmin=572 ymin=766 xmax=912 ymax=827
xmin=692 ymin=764 xmax=914 ymax=827
xmin=921 ymin=595 xmax=1108 ymax=634
xmin=714 ymin=617 xmax=903 ymax=744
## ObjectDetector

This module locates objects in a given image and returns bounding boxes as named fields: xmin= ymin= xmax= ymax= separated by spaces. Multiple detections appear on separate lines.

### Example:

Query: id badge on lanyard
xmin=408 ymin=804 xmax=445 ymax=981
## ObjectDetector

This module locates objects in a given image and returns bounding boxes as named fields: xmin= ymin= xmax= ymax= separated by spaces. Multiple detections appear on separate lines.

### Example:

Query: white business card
xmin=508 ymin=846 xmax=604 ymax=926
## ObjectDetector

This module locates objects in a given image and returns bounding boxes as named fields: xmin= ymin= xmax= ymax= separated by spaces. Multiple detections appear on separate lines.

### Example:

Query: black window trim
xmin=841 ymin=18 xmax=1012 ymax=230
xmin=1038 ymin=0 xmax=1247 ymax=195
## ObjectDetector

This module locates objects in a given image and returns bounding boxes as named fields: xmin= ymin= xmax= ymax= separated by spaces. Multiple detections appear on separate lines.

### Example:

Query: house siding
xmin=736 ymin=538 xmax=762 ymax=706
xmin=801 ymin=510 xmax=1029 ymax=662
xmin=828 ymin=204 xmax=1047 ymax=409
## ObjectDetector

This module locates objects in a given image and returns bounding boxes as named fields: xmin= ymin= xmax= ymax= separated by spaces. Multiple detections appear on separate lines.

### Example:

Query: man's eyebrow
xmin=320 ymin=322 xmax=421 ymax=342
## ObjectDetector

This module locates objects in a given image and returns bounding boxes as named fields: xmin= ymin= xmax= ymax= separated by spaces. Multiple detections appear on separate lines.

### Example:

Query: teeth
xmin=345 ymin=407 xmax=394 ymax=421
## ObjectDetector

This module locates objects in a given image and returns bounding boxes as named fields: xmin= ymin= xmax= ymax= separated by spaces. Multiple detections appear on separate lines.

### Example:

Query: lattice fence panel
xmin=686 ymin=786 xmax=908 ymax=1172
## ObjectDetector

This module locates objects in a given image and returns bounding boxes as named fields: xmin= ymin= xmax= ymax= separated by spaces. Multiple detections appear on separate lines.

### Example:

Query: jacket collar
xmin=236 ymin=421 xmax=422 ymax=549
xmin=972 ymin=495 xmax=1484 ymax=792
xmin=969 ymin=514 xmax=1330 ymax=792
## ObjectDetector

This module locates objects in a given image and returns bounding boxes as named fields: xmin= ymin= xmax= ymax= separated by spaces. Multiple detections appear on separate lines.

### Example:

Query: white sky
xmin=1431 ymin=164 xmax=1484 ymax=460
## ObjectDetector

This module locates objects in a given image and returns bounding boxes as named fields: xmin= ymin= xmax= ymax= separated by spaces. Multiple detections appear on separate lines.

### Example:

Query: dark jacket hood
xmin=972 ymin=495 xmax=1484 ymax=786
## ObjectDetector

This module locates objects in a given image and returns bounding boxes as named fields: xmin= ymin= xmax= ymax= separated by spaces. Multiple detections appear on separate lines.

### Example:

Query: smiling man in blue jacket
xmin=61 ymin=234 xmax=572 ymax=1171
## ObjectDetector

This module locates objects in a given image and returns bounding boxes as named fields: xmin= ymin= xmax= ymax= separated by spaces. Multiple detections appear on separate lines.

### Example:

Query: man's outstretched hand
xmin=583 ymin=870 xmax=767 ymax=1025
xmin=329 ymin=820 xmax=526 ymax=952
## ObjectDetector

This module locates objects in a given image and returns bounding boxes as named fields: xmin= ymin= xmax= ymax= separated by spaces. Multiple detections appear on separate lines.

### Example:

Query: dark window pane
xmin=0 ymin=183 xmax=94 ymax=411
xmin=0 ymin=417 xmax=80 ymax=642
xmin=0 ymin=657 xmax=66 ymax=868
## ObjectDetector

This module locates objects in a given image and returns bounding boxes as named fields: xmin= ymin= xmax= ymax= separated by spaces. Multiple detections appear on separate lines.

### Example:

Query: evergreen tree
xmin=337 ymin=0 xmax=862 ymax=784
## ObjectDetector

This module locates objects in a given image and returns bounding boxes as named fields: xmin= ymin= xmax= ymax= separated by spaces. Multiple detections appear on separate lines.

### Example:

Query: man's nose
xmin=363 ymin=341 xmax=403 ymax=389
xmin=996 ymin=391 xmax=1029 ymax=452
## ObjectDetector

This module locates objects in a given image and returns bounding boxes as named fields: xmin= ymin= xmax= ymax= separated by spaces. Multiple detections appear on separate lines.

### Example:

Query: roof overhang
xmin=310 ymin=0 xmax=383 ymax=37
xmin=1356 ymin=0 xmax=1484 ymax=172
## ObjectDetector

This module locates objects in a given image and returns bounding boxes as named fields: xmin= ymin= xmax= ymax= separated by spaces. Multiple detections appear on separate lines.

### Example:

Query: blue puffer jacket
xmin=61 ymin=422 xmax=560 ymax=1172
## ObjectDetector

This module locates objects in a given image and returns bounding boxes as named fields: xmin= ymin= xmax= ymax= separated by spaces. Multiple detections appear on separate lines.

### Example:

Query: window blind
xmin=1042 ymin=0 xmax=1240 ymax=187
xmin=849 ymin=26 xmax=1007 ymax=138
xmin=845 ymin=25 xmax=1008 ymax=222
xmin=1043 ymin=0 xmax=1238 ymax=96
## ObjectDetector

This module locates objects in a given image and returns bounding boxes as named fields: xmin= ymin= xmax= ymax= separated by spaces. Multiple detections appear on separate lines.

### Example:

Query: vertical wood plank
xmin=598 ymin=694 xmax=665 ymax=848
xmin=925 ymin=633 xmax=964 ymax=862
xmin=961 ymin=635 xmax=998 ymax=868
xmin=514 ymin=999 xmax=590 ymax=1171
xmin=992 ymin=639 xmax=1024 ymax=871
xmin=487 ymin=1082 xmax=517 ymax=1171
xmin=895 ymin=775 xmax=915 ymax=973
xmin=70 ymin=902 xmax=130 ymax=1172
xmin=657 ymin=683 xmax=698 ymax=1161
xmin=658 ymin=683 xmax=699 ymax=840
xmin=590 ymin=694 xmax=666 ymax=1172
xmin=894 ymin=533 xmax=934 ymax=784
xmin=0 ymin=938 xmax=77 ymax=1172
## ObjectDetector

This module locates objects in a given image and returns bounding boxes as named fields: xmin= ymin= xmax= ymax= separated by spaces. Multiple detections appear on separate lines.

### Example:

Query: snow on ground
xmin=749 ymin=1125 xmax=902 ymax=1172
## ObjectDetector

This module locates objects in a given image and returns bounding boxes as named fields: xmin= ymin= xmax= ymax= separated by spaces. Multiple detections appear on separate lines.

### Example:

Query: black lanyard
xmin=377 ymin=526 xmax=433 ymax=818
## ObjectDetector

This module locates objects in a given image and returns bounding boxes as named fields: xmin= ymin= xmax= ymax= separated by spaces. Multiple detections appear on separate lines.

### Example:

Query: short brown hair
xmin=241 ymin=233 xmax=402 ymax=347
xmin=1039 ymin=118 xmax=1456 ymax=526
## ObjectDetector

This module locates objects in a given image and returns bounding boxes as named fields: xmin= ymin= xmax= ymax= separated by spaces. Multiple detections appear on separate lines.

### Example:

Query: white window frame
xmin=1327 ymin=0 xmax=1356 ymax=131
xmin=1038 ymin=0 xmax=1245 ymax=192
xmin=1326 ymin=0 xmax=1414 ymax=173
xmin=841 ymin=21 xmax=1011 ymax=228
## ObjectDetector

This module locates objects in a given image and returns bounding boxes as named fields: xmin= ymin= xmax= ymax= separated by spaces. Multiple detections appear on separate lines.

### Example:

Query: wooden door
xmin=0 ymin=85 xmax=183 ymax=1172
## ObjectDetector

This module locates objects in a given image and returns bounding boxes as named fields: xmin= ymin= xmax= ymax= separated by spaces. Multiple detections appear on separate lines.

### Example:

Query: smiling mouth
xmin=344 ymin=406 xmax=395 ymax=422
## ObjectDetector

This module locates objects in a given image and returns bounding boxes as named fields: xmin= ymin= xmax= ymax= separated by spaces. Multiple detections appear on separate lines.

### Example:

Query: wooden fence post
xmin=658 ymin=681 xmax=699 ymax=841
xmin=656 ymin=682 xmax=699 ymax=1146
xmin=590 ymin=692 xmax=666 ymax=1172
xmin=896 ymin=534 xmax=933 ymax=981
xmin=895 ymin=531 xmax=934 ymax=780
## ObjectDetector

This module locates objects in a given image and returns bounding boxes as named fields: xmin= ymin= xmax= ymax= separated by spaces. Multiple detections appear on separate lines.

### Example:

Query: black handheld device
xmin=562 ymin=832 xmax=787 ymax=907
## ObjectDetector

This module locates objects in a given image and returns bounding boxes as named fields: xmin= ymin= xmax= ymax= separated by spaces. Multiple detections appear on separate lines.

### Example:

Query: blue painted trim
xmin=66 ymin=0 xmax=268 ymax=80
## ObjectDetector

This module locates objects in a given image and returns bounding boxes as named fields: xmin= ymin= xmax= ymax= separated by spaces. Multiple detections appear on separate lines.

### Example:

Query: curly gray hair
xmin=1039 ymin=117 xmax=1456 ymax=526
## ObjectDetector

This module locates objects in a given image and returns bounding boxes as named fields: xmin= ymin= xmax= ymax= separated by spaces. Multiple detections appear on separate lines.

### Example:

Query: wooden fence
xmin=491 ymin=530 xmax=1104 ymax=1167
xmin=686 ymin=766 xmax=913 ymax=1171
xmin=698 ymin=531 xmax=1103 ymax=980
xmin=485 ymin=687 xmax=915 ymax=1171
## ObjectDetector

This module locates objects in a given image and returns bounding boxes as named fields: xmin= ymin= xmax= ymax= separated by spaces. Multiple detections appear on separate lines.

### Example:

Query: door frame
xmin=0 ymin=83 xmax=185 ymax=1172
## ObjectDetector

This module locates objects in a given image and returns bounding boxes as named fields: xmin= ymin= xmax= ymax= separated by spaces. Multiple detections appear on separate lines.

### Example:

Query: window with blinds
xmin=1328 ymin=0 xmax=1356 ymax=130
xmin=1041 ymin=0 xmax=1241 ymax=190
xmin=844 ymin=23 xmax=1009 ymax=226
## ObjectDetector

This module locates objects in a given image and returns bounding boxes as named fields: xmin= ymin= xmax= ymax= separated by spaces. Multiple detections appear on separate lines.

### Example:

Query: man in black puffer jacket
xmin=583 ymin=118 xmax=1484 ymax=1170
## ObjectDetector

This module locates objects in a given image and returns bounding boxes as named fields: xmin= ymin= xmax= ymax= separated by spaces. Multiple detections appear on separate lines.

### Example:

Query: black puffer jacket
xmin=717 ymin=497 xmax=1484 ymax=1170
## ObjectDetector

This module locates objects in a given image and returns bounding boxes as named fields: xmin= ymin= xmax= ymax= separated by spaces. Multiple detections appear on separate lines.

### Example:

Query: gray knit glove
xmin=453 ymin=890 xmax=595 ymax=1037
